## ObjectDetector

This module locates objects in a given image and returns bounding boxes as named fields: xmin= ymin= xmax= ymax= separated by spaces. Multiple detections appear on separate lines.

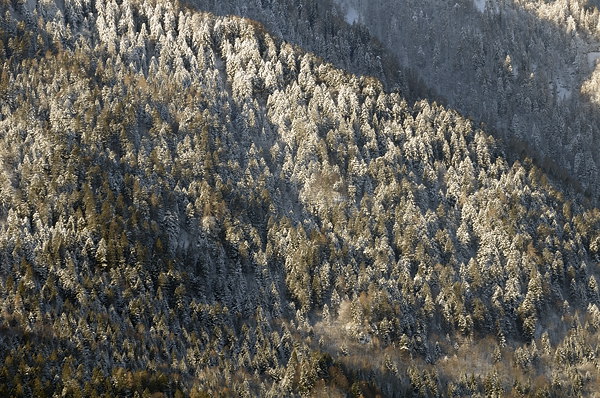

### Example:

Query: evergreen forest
xmin=0 ymin=0 xmax=600 ymax=396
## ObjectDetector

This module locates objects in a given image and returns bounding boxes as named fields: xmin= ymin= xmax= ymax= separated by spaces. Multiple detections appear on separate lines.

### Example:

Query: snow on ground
xmin=332 ymin=0 xmax=360 ymax=24
xmin=555 ymin=78 xmax=572 ymax=101
xmin=474 ymin=0 xmax=486 ymax=13
xmin=587 ymin=52 xmax=600 ymax=68
xmin=26 ymin=0 xmax=36 ymax=12
xmin=344 ymin=6 xmax=359 ymax=24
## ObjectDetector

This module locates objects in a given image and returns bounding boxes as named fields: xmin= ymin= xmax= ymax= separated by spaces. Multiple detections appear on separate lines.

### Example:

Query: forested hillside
xmin=336 ymin=0 xmax=600 ymax=203
xmin=0 ymin=0 xmax=600 ymax=396
xmin=183 ymin=0 xmax=412 ymax=94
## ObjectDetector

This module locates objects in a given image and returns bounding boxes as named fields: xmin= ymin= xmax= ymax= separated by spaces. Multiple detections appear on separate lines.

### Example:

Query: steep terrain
xmin=183 ymin=0 xmax=408 ymax=93
xmin=336 ymin=0 xmax=600 ymax=203
xmin=0 ymin=0 xmax=600 ymax=396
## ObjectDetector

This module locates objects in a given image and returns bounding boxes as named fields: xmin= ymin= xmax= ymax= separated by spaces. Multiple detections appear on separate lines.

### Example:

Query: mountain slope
xmin=182 ymin=0 xmax=408 ymax=93
xmin=0 ymin=0 xmax=599 ymax=396
xmin=337 ymin=0 xmax=600 ymax=203
xmin=179 ymin=0 xmax=600 ymax=203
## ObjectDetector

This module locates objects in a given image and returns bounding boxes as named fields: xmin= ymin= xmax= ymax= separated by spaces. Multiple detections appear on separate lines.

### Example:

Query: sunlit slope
xmin=0 ymin=0 xmax=599 ymax=396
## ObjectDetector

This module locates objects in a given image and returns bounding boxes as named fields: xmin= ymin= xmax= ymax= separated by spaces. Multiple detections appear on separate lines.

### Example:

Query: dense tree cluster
xmin=0 ymin=0 xmax=599 ymax=396
xmin=186 ymin=0 xmax=600 ymax=203
xmin=336 ymin=0 xmax=600 ymax=203
xmin=184 ymin=0 xmax=407 ymax=93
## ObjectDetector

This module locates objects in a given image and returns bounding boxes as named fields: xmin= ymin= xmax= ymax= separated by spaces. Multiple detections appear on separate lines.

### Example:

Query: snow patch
xmin=25 ymin=0 xmax=36 ymax=12
xmin=551 ymin=77 xmax=572 ymax=101
xmin=587 ymin=52 xmax=600 ymax=68
xmin=473 ymin=0 xmax=486 ymax=13
xmin=179 ymin=230 xmax=191 ymax=252
xmin=556 ymin=81 xmax=571 ymax=101
xmin=344 ymin=6 xmax=359 ymax=24
xmin=333 ymin=0 xmax=360 ymax=24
